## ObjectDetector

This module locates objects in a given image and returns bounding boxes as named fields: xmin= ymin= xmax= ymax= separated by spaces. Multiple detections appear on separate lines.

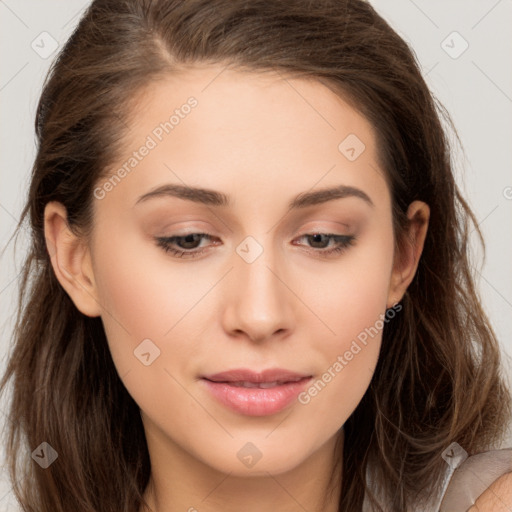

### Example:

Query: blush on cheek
xmin=93 ymin=248 xmax=209 ymax=384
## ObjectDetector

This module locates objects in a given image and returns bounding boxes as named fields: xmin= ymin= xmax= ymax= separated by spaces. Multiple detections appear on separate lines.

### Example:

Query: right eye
xmin=155 ymin=233 xmax=218 ymax=258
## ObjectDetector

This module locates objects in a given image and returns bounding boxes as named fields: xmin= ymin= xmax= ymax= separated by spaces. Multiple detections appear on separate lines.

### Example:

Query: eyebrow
xmin=134 ymin=183 xmax=374 ymax=209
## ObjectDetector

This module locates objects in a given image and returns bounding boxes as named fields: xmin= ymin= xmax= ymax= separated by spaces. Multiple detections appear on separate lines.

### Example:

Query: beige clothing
xmin=362 ymin=447 xmax=512 ymax=512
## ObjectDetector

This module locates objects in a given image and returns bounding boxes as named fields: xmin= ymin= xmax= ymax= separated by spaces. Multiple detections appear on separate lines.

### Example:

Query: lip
xmin=201 ymin=368 xmax=312 ymax=416
xmin=203 ymin=368 xmax=311 ymax=383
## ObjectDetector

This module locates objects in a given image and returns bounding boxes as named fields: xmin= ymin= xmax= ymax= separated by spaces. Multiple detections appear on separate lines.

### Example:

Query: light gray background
xmin=1 ymin=1 xmax=511 ymax=509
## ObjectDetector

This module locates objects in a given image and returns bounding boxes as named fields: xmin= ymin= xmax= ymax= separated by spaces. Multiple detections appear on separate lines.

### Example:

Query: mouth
xmin=204 ymin=377 xmax=308 ymax=389
xmin=200 ymin=368 xmax=313 ymax=416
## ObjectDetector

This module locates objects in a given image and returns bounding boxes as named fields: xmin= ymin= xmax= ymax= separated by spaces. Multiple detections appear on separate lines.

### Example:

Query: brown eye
xmin=155 ymin=233 xmax=216 ymax=258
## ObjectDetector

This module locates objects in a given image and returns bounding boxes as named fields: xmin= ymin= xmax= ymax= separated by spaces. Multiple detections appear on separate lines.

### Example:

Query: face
xmin=49 ymin=65 xmax=416 ymax=477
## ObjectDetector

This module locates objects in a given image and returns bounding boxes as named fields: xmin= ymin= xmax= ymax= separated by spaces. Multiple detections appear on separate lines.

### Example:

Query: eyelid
xmin=297 ymin=220 xmax=354 ymax=233
xmin=154 ymin=229 xmax=357 ymax=260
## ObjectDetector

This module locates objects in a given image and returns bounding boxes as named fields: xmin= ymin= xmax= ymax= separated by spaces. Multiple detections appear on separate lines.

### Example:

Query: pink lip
xmin=203 ymin=368 xmax=310 ymax=383
xmin=201 ymin=368 xmax=312 ymax=416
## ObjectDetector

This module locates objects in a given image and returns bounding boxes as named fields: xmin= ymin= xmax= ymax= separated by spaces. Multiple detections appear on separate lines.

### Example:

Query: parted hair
xmin=1 ymin=1 xmax=511 ymax=511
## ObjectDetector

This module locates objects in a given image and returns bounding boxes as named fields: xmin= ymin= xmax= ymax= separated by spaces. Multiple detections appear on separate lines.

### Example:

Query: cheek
xmin=303 ymin=220 xmax=395 ymax=346
xmin=90 ymin=228 xmax=206 ymax=427
xmin=91 ymin=209 xmax=394 ymax=427
xmin=297 ymin=224 xmax=395 ymax=416
xmin=90 ymin=225 xmax=197 ymax=371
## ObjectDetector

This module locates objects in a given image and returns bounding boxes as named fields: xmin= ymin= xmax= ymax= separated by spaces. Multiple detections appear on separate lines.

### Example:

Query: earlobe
xmin=387 ymin=200 xmax=430 ymax=308
xmin=44 ymin=201 xmax=102 ymax=317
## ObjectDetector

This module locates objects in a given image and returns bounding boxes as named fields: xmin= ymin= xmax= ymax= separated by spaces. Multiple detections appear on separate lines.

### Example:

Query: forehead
xmin=128 ymin=65 xmax=376 ymax=151
xmin=98 ymin=65 xmax=389 ymax=214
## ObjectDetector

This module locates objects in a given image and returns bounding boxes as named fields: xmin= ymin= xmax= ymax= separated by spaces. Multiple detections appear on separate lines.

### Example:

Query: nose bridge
xmin=224 ymin=234 xmax=294 ymax=341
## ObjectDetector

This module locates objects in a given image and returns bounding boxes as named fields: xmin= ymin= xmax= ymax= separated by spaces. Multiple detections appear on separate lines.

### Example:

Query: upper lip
xmin=202 ymin=368 xmax=312 ymax=384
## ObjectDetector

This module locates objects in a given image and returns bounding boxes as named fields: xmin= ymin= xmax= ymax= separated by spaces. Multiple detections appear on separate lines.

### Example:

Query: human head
xmin=2 ymin=1 xmax=510 ymax=511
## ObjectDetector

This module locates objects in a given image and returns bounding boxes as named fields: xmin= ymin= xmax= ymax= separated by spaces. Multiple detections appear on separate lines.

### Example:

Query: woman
xmin=1 ymin=1 xmax=511 ymax=511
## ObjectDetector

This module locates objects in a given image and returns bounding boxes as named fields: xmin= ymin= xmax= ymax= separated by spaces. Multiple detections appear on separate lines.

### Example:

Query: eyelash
xmin=155 ymin=232 xmax=356 ymax=259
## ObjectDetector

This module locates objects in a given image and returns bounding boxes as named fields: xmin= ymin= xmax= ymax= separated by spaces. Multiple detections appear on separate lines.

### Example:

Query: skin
xmin=468 ymin=473 xmax=512 ymax=511
xmin=44 ymin=65 xmax=430 ymax=511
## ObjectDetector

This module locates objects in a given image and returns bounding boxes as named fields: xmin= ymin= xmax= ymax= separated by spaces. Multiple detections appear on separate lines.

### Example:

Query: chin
xmin=199 ymin=440 xmax=311 ymax=477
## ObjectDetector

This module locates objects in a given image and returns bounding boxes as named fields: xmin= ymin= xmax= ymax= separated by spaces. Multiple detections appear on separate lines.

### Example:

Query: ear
xmin=387 ymin=200 xmax=430 ymax=308
xmin=44 ymin=201 xmax=102 ymax=317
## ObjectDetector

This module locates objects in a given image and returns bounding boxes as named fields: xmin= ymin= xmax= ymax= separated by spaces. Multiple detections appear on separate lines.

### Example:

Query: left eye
xmin=294 ymin=233 xmax=356 ymax=255
xmin=155 ymin=232 xmax=356 ymax=259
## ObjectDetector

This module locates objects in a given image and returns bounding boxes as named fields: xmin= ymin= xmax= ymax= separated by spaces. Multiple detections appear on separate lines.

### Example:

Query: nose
xmin=221 ymin=241 xmax=295 ymax=344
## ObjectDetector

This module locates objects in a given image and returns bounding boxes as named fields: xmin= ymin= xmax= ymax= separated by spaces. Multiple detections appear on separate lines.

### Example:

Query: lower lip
xmin=201 ymin=377 xmax=312 ymax=416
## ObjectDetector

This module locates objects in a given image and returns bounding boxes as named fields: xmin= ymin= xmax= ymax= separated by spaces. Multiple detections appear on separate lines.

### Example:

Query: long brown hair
xmin=1 ymin=1 xmax=510 ymax=511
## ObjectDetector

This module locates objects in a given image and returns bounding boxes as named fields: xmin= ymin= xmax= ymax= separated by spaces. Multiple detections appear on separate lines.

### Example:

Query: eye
xmin=154 ymin=232 xmax=356 ymax=259
xmin=155 ymin=233 xmax=217 ymax=259
xmin=293 ymin=233 xmax=356 ymax=257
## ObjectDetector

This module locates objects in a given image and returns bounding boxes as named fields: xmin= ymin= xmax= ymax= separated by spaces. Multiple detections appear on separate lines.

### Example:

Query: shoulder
xmin=438 ymin=447 xmax=512 ymax=512
xmin=468 ymin=472 xmax=512 ymax=512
